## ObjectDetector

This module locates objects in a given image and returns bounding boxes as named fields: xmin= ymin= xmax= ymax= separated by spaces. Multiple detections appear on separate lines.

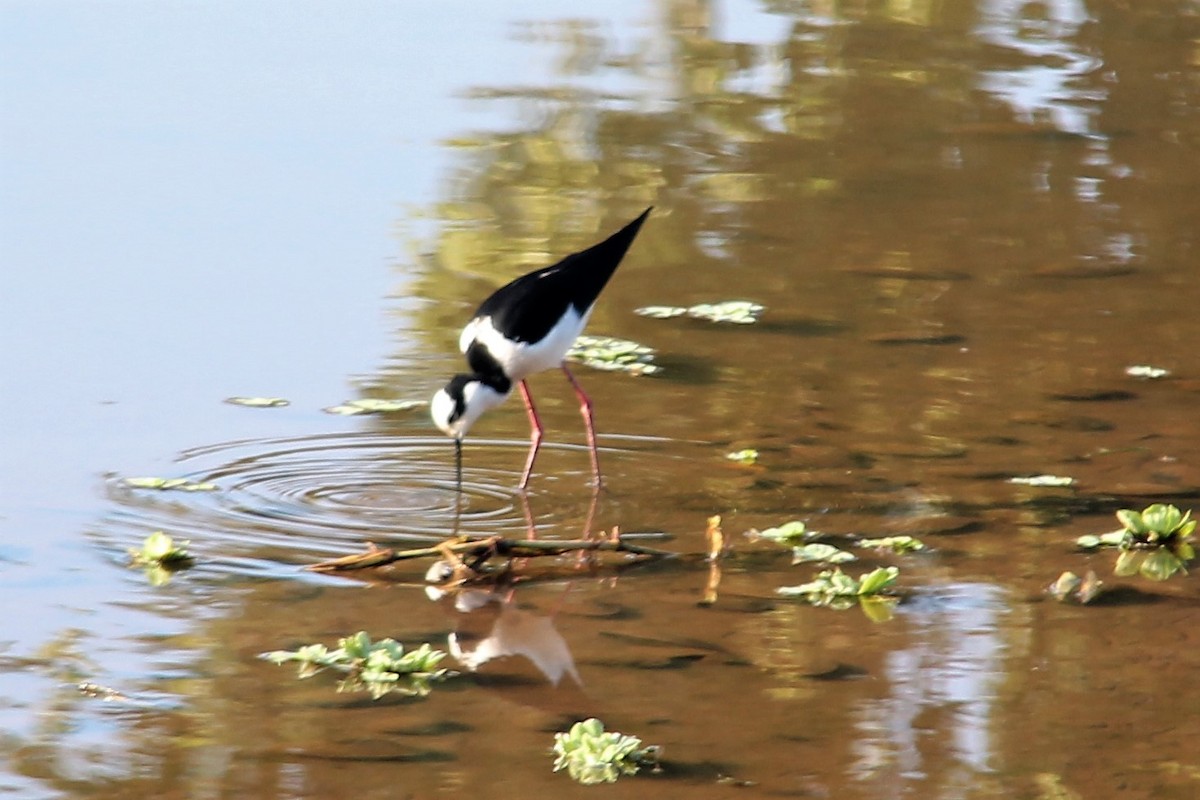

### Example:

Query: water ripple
xmin=96 ymin=432 xmax=610 ymax=579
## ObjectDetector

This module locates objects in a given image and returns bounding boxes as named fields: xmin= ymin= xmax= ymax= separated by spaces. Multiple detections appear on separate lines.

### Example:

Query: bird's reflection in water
xmin=427 ymin=582 xmax=582 ymax=688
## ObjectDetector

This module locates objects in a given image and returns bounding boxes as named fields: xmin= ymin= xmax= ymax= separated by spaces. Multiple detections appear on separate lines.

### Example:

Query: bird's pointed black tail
xmin=560 ymin=206 xmax=652 ymax=307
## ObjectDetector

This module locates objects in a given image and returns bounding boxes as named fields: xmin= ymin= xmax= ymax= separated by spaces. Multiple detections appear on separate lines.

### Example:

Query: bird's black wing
xmin=472 ymin=207 xmax=651 ymax=344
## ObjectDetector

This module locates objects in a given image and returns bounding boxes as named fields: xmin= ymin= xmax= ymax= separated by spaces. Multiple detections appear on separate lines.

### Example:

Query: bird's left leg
xmin=561 ymin=363 xmax=602 ymax=488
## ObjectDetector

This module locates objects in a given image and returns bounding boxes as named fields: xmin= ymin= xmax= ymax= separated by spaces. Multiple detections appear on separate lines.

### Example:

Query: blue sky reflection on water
xmin=0 ymin=0 xmax=658 ymax=777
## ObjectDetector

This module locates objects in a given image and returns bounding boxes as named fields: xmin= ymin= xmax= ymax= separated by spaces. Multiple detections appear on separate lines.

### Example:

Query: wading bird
xmin=431 ymin=208 xmax=652 ymax=490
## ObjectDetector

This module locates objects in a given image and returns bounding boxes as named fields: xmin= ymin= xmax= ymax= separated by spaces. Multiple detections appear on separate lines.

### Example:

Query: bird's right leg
xmin=517 ymin=380 xmax=543 ymax=490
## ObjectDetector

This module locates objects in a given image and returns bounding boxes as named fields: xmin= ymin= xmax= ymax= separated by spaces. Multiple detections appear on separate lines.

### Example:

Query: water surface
xmin=3 ymin=1 xmax=1200 ymax=798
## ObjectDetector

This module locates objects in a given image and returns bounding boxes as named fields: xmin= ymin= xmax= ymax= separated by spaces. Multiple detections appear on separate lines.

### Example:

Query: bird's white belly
xmin=462 ymin=307 xmax=589 ymax=381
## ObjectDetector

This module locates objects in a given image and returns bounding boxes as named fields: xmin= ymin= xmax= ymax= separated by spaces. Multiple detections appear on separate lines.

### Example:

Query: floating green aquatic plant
xmin=128 ymin=531 xmax=193 ymax=585
xmin=750 ymin=520 xmax=810 ymax=544
xmin=124 ymin=477 xmax=217 ymax=492
xmin=857 ymin=535 xmax=926 ymax=554
xmin=1009 ymin=474 xmax=1076 ymax=487
xmin=566 ymin=335 xmax=661 ymax=375
xmin=224 ymin=396 xmax=290 ymax=407
xmin=777 ymin=566 xmax=901 ymax=618
xmin=726 ymin=448 xmax=759 ymax=465
xmin=263 ymin=632 xmax=452 ymax=700
xmin=1125 ymin=365 xmax=1170 ymax=379
xmin=552 ymin=718 xmax=661 ymax=785
xmin=779 ymin=566 xmax=899 ymax=599
xmin=791 ymin=543 xmax=856 ymax=565
xmin=323 ymin=398 xmax=427 ymax=416
xmin=1076 ymin=503 xmax=1196 ymax=581
xmin=635 ymin=300 xmax=764 ymax=324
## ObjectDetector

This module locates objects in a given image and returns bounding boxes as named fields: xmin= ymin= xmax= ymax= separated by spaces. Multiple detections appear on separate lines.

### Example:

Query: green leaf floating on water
xmin=128 ymin=531 xmax=194 ymax=585
xmin=552 ymin=718 xmax=660 ymax=785
xmin=753 ymin=520 xmax=810 ymax=544
xmin=635 ymin=300 xmax=765 ymax=324
xmin=778 ymin=566 xmax=900 ymax=601
xmin=1009 ymin=474 xmax=1075 ymax=487
xmin=1125 ymin=365 xmax=1170 ymax=379
xmin=726 ymin=448 xmax=759 ymax=465
xmin=857 ymin=535 xmax=925 ymax=553
xmin=1075 ymin=531 xmax=1128 ymax=550
xmin=1082 ymin=504 xmax=1196 ymax=581
xmin=225 ymin=396 xmax=290 ymax=407
xmin=129 ymin=531 xmax=192 ymax=566
xmin=263 ymin=631 xmax=453 ymax=700
xmin=566 ymin=335 xmax=661 ymax=375
xmin=791 ymin=543 xmax=855 ymax=565
xmin=324 ymin=398 xmax=427 ymax=416
xmin=124 ymin=477 xmax=218 ymax=492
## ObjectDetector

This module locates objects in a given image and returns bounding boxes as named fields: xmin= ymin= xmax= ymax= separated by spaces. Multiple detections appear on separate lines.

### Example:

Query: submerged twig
xmin=307 ymin=531 xmax=678 ymax=574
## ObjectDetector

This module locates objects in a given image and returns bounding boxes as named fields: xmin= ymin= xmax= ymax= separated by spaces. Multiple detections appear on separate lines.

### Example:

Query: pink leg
xmin=562 ymin=363 xmax=603 ymax=488
xmin=517 ymin=380 xmax=543 ymax=490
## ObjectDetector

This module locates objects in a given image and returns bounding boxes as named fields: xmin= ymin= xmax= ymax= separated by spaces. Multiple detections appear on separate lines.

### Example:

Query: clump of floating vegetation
xmin=1009 ymin=474 xmax=1076 ymax=487
xmin=128 ymin=531 xmax=193 ymax=586
xmin=263 ymin=632 xmax=453 ymax=700
xmin=552 ymin=718 xmax=661 ymax=785
xmin=749 ymin=521 xmax=925 ymax=559
xmin=778 ymin=567 xmax=901 ymax=621
xmin=1125 ymin=365 xmax=1170 ymax=379
xmin=124 ymin=476 xmax=217 ymax=492
xmin=725 ymin=448 xmax=759 ymax=465
xmin=857 ymin=535 xmax=925 ymax=554
xmin=778 ymin=566 xmax=900 ymax=603
xmin=790 ymin=542 xmax=855 ymax=565
xmin=1076 ymin=503 xmax=1196 ymax=581
xmin=635 ymin=300 xmax=764 ymax=324
xmin=323 ymin=398 xmax=426 ymax=416
xmin=749 ymin=520 xmax=811 ymax=544
xmin=224 ymin=396 xmax=289 ymax=407
xmin=566 ymin=335 xmax=661 ymax=375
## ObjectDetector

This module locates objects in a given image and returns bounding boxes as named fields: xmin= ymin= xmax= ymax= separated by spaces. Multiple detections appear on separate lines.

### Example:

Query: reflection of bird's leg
xmin=518 ymin=490 xmax=538 ymax=541
xmin=572 ymin=488 xmax=602 ymax=569
xmin=517 ymin=380 xmax=543 ymax=490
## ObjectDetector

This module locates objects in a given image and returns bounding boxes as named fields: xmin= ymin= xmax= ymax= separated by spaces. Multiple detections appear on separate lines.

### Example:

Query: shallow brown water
xmin=5 ymin=1 xmax=1200 ymax=798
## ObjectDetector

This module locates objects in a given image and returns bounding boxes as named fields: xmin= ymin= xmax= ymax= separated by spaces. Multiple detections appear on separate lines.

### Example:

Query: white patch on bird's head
xmin=430 ymin=375 xmax=509 ymax=439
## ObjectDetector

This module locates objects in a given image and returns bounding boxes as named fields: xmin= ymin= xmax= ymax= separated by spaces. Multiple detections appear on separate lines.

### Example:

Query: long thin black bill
xmin=454 ymin=437 xmax=463 ymax=494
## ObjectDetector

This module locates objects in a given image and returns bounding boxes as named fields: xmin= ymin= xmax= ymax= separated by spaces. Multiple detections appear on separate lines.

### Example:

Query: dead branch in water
xmin=306 ymin=528 xmax=680 ymax=574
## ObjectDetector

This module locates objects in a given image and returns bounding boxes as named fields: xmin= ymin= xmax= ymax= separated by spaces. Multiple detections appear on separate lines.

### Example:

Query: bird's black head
xmin=430 ymin=373 xmax=509 ymax=439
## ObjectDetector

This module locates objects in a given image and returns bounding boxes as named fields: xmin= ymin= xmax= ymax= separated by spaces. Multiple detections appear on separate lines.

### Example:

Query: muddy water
xmin=5 ymin=1 xmax=1200 ymax=798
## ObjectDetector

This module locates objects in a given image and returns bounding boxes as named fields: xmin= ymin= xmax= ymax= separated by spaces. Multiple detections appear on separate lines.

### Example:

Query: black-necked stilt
xmin=431 ymin=207 xmax=652 ymax=490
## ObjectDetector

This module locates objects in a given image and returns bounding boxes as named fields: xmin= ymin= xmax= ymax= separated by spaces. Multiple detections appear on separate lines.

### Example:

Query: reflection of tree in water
xmin=421 ymin=0 xmax=1199 ymax=299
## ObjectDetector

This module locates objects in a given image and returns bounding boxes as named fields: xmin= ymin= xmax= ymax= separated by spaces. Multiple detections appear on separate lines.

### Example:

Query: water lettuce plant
xmin=566 ymin=335 xmax=661 ymax=375
xmin=128 ymin=531 xmax=194 ymax=586
xmin=857 ymin=535 xmax=925 ymax=554
xmin=1009 ymin=474 xmax=1075 ymax=487
xmin=323 ymin=398 xmax=426 ymax=415
xmin=751 ymin=520 xmax=810 ymax=544
xmin=1125 ymin=365 xmax=1169 ymax=379
xmin=1076 ymin=503 xmax=1196 ymax=581
xmin=778 ymin=566 xmax=900 ymax=603
xmin=263 ymin=632 xmax=452 ymax=700
xmin=224 ymin=396 xmax=289 ymax=407
xmin=778 ymin=567 xmax=901 ymax=621
xmin=635 ymin=300 xmax=764 ymax=324
xmin=726 ymin=448 xmax=759 ymax=465
xmin=124 ymin=477 xmax=217 ymax=492
xmin=552 ymin=718 xmax=660 ymax=785
xmin=791 ymin=543 xmax=855 ymax=565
